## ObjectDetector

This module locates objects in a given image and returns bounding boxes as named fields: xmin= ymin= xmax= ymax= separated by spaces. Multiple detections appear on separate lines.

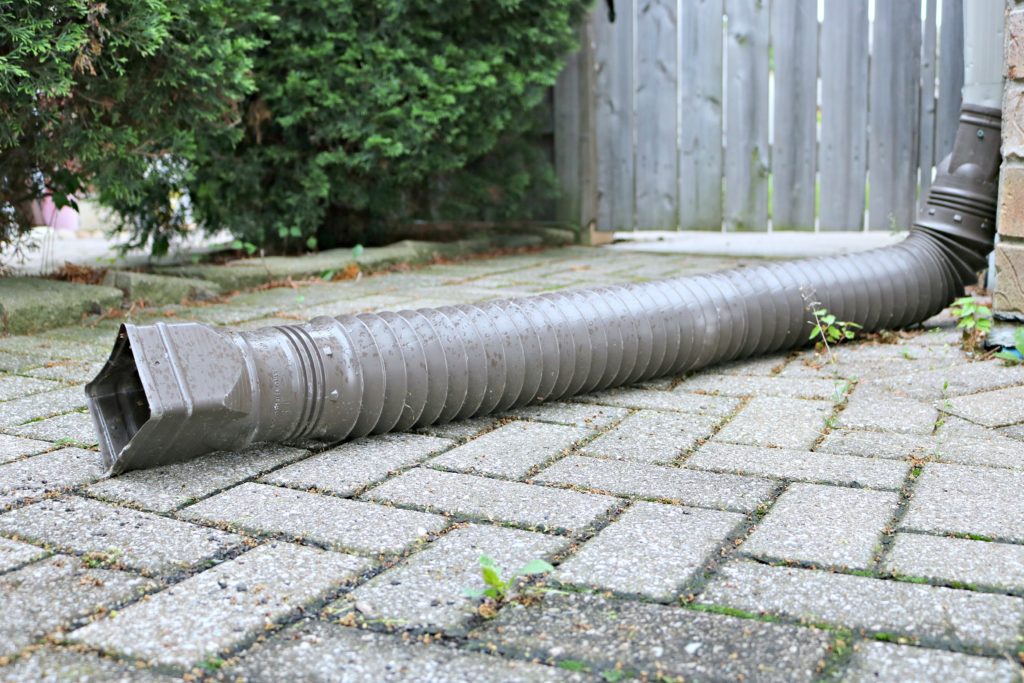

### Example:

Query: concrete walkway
xmin=0 ymin=246 xmax=1022 ymax=681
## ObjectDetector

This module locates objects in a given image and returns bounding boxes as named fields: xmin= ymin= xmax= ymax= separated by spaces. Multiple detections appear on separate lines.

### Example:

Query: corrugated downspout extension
xmin=86 ymin=104 xmax=1001 ymax=475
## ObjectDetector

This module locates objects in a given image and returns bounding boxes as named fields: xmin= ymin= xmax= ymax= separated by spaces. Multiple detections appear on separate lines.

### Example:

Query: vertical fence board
xmin=679 ymin=0 xmax=724 ymax=230
xmin=770 ymin=0 xmax=818 ymax=230
xmin=635 ymin=0 xmax=679 ymax=229
xmin=918 ymin=0 xmax=939 ymax=202
xmin=868 ymin=2 xmax=922 ymax=230
xmin=936 ymin=0 xmax=965 ymax=160
xmin=819 ymin=0 xmax=869 ymax=231
xmin=723 ymin=0 xmax=770 ymax=231
xmin=554 ymin=44 xmax=581 ymax=224
xmin=595 ymin=1 xmax=635 ymax=230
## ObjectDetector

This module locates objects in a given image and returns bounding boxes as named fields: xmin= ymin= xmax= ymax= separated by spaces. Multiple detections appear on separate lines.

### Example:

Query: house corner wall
xmin=995 ymin=2 xmax=1024 ymax=311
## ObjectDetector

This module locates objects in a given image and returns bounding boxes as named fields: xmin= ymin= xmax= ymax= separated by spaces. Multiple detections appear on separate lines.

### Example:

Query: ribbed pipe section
xmin=85 ymin=104 xmax=1002 ymax=473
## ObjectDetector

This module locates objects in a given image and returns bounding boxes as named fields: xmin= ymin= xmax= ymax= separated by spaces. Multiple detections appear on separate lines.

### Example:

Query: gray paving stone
xmin=180 ymin=482 xmax=446 ymax=556
xmin=819 ymin=425 xmax=1024 ymax=470
xmin=0 ymin=535 xmax=47 ymax=572
xmin=554 ymin=501 xmax=743 ymax=599
xmin=844 ymin=640 xmax=1021 ymax=683
xmin=837 ymin=384 xmax=939 ymax=435
xmin=0 ymin=648 xmax=175 ymax=683
xmin=343 ymin=524 xmax=565 ymax=633
xmin=533 ymin=454 xmax=775 ymax=512
xmin=0 ymin=433 xmax=52 ymax=464
xmin=363 ymin=468 xmax=618 ymax=534
xmin=741 ymin=483 xmax=899 ymax=569
xmin=507 ymin=401 xmax=629 ymax=429
xmin=8 ymin=410 xmax=97 ymax=446
xmin=713 ymin=396 xmax=832 ymax=450
xmin=576 ymin=386 xmax=740 ymax=417
xmin=715 ymin=354 xmax=790 ymax=376
xmin=87 ymin=443 xmax=308 ymax=513
xmin=934 ymin=418 xmax=1024 ymax=469
xmin=0 ymin=387 xmax=86 ymax=428
xmin=429 ymin=422 xmax=592 ymax=479
xmin=879 ymin=361 xmax=1024 ymax=401
xmin=0 ymin=374 xmax=64 ymax=402
xmin=0 ymin=447 xmax=103 ymax=511
xmin=70 ymin=542 xmax=368 ymax=668
xmin=698 ymin=560 xmax=1024 ymax=651
xmin=1 ymin=555 xmax=153 ymax=656
xmin=232 ymin=620 xmax=582 ymax=683
xmin=884 ymin=533 xmax=1024 ymax=592
xmin=473 ymin=593 xmax=831 ymax=683
xmin=817 ymin=429 xmax=937 ymax=461
xmin=677 ymin=373 xmax=841 ymax=400
xmin=687 ymin=442 xmax=909 ymax=490
xmin=0 ymin=495 xmax=242 ymax=575
xmin=902 ymin=464 xmax=1024 ymax=542
xmin=261 ymin=433 xmax=453 ymax=497
xmin=581 ymin=409 xmax=722 ymax=464
xmin=942 ymin=386 xmax=1024 ymax=428
xmin=416 ymin=417 xmax=501 ymax=442
xmin=21 ymin=359 xmax=105 ymax=384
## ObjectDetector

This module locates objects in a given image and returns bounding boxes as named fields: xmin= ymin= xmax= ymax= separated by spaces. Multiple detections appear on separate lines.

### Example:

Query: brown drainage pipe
xmin=86 ymin=104 xmax=1001 ymax=475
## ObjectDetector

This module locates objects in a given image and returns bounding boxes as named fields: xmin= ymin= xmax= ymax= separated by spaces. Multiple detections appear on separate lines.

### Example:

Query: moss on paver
xmin=156 ymin=230 xmax=573 ymax=291
xmin=102 ymin=270 xmax=220 ymax=305
xmin=0 ymin=278 xmax=123 ymax=335
xmin=0 ymin=228 xmax=573 ymax=336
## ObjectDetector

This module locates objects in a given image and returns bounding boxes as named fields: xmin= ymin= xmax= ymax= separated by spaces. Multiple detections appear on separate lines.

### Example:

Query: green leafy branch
xmin=949 ymin=296 xmax=992 ymax=352
xmin=808 ymin=306 xmax=861 ymax=363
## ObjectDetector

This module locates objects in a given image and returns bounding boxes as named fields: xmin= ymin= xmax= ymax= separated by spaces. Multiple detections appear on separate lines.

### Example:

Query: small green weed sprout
xmin=949 ymin=296 xmax=992 ymax=352
xmin=807 ymin=305 xmax=861 ymax=364
xmin=994 ymin=328 xmax=1024 ymax=365
xmin=463 ymin=555 xmax=554 ymax=609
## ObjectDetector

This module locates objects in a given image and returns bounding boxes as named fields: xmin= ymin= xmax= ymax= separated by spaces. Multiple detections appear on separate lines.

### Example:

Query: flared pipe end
xmin=86 ymin=322 xmax=255 ymax=475
xmin=85 ymin=325 xmax=150 ymax=474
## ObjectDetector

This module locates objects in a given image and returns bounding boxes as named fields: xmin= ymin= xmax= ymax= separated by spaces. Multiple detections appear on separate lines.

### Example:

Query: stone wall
xmin=996 ymin=3 xmax=1024 ymax=311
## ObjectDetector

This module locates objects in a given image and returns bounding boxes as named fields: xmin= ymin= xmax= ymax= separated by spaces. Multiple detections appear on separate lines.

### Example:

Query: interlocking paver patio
xmin=575 ymin=385 xmax=741 ymax=416
xmin=508 ymin=401 xmax=629 ymax=429
xmin=0 ymin=535 xmax=46 ymax=571
xmin=687 ymin=442 xmax=910 ymax=489
xmin=232 ymin=620 xmax=585 ymax=682
xmin=87 ymin=443 xmax=309 ymax=512
xmin=884 ymin=532 xmax=1024 ymax=592
xmin=0 ymin=433 xmax=51 ymax=464
xmin=533 ymin=454 xmax=776 ymax=512
xmin=473 ymin=593 xmax=832 ymax=682
xmin=1 ymin=247 xmax=1022 ymax=680
xmin=363 ymin=467 xmax=617 ymax=533
xmin=343 ymin=524 xmax=566 ymax=633
xmin=553 ymin=501 xmax=743 ymax=599
xmin=428 ymin=421 xmax=592 ymax=479
xmin=261 ymin=433 xmax=454 ymax=496
xmin=0 ymin=495 xmax=243 ymax=575
xmin=740 ymin=483 xmax=899 ymax=569
xmin=180 ymin=482 xmax=446 ymax=555
xmin=837 ymin=383 xmax=940 ymax=434
xmin=901 ymin=463 xmax=1024 ymax=541
xmin=712 ymin=395 xmax=832 ymax=449
xmin=2 ymin=555 xmax=153 ymax=656
xmin=70 ymin=542 xmax=368 ymax=668
xmin=699 ymin=560 xmax=1024 ymax=650
xmin=581 ymin=409 xmax=722 ymax=463
xmin=844 ymin=641 xmax=1021 ymax=682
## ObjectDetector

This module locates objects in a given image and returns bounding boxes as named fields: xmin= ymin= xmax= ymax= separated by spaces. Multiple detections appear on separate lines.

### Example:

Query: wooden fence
xmin=554 ymin=0 xmax=965 ymax=232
